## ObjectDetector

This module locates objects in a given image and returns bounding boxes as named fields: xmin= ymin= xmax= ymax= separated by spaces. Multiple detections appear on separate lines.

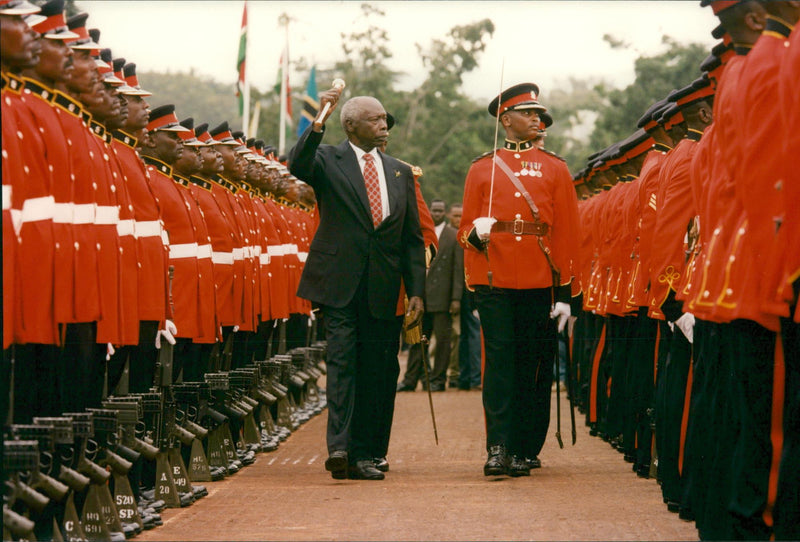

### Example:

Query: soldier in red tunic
xmin=458 ymin=83 xmax=580 ymax=477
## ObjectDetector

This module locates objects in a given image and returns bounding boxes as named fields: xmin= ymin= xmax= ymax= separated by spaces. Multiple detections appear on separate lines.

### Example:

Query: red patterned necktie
xmin=362 ymin=153 xmax=382 ymax=227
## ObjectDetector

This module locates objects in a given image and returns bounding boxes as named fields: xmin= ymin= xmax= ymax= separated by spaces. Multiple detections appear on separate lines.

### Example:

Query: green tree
xmin=139 ymin=69 xmax=239 ymax=131
xmin=586 ymin=35 xmax=708 ymax=158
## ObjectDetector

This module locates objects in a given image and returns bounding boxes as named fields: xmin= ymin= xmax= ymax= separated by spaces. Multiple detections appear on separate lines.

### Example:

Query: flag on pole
xmin=297 ymin=66 xmax=318 ymax=137
xmin=277 ymin=34 xmax=292 ymax=155
xmin=236 ymin=1 xmax=248 ymax=117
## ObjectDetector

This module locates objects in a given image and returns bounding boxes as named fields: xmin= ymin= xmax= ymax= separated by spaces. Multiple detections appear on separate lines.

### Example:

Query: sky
xmin=78 ymin=1 xmax=720 ymax=104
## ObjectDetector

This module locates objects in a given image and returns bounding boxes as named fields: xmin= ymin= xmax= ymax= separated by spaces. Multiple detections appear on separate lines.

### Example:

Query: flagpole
xmin=242 ymin=1 xmax=250 ymax=138
xmin=278 ymin=12 xmax=289 ymax=156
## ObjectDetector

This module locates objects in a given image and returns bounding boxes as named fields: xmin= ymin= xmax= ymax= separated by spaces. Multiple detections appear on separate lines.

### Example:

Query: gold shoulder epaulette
xmin=472 ymin=150 xmax=495 ymax=163
xmin=396 ymin=158 xmax=423 ymax=178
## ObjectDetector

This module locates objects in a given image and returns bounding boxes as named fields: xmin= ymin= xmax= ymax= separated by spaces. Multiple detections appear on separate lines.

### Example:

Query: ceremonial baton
xmin=314 ymin=78 xmax=346 ymax=127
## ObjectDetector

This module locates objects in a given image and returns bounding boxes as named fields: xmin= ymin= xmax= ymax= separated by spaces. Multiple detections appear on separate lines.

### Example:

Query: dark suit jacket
xmin=288 ymin=127 xmax=426 ymax=320
xmin=425 ymin=224 xmax=464 ymax=313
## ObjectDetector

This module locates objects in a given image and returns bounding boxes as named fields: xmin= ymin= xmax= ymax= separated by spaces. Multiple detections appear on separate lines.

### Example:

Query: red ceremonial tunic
xmin=458 ymin=143 xmax=579 ymax=293
xmin=51 ymin=90 xmax=101 ymax=324
xmin=6 ymin=74 xmax=57 ymax=344
xmin=87 ymin=121 xmax=122 ymax=345
xmin=20 ymin=78 xmax=75 ymax=327
xmin=649 ymin=133 xmax=702 ymax=319
xmin=173 ymin=172 xmax=218 ymax=344
xmin=189 ymin=174 xmax=238 ymax=327
xmin=778 ymin=22 xmax=800 ymax=322
xmin=111 ymin=131 xmax=170 ymax=324
xmin=145 ymin=157 xmax=202 ymax=340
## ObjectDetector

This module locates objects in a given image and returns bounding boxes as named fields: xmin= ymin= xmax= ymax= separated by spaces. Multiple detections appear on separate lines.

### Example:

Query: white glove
xmin=233 ymin=325 xmax=240 ymax=333
xmin=472 ymin=217 xmax=497 ymax=240
xmin=674 ymin=312 xmax=695 ymax=344
xmin=155 ymin=319 xmax=178 ymax=349
xmin=106 ymin=343 xmax=115 ymax=361
xmin=550 ymin=302 xmax=571 ymax=333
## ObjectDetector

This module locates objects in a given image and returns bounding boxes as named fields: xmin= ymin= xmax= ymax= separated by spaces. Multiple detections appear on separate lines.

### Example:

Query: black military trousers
xmin=728 ymin=319 xmax=777 ymax=540
xmin=774 ymin=302 xmax=800 ymax=541
xmin=683 ymin=319 xmax=737 ymax=540
xmin=475 ymin=286 xmax=555 ymax=458
xmin=657 ymin=324 xmax=692 ymax=504
xmin=626 ymin=307 xmax=658 ymax=471
xmin=321 ymin=278 xmax=403 ymax=461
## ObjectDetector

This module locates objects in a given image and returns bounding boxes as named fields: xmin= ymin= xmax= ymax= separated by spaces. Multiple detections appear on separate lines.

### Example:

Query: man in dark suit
xmin=288 ymin=91 xmax=425 ymax=481
xmin=398 ymin=199 xmax=464 ymax=392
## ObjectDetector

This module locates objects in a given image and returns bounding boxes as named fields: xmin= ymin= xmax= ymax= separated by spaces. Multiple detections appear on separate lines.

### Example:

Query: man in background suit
xmin=398 ymin=199 xmax=463 ymax=392
xmin=289 ymin=90 xmax=425 ymax=481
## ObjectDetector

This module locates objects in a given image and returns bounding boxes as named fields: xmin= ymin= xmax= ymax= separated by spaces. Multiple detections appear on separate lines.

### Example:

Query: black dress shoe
xmin=348 ymin=459 xmax=385 ymax=480
xmin=525 ymin=456 xmax=542 ymax=469
xmin=508 ymin=455 xmax=530 ymax=477
xmin=325 ymin=450 xmax=348 ymax=479
xmin=373 ymin=457 xmax=389 ymax=472
xmin=429 ymin=383 xmax=445 ymax=392
xmin=396 ymin=382 xmax=415 ymax=392
xmin=483 ymin=445 xmax=509 ymax=476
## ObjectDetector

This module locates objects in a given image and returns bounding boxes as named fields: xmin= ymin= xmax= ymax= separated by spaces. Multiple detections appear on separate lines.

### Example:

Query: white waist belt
xmin=243 ymin=246 xmax=253 ymax=259
xmin=95 ymin=205 xmax=119 ymax=225
xmin=72 ymin=203 xmax=94 ymax=224
xmin=259 ymin=253 xmax=271 ymax=265
xmin=197 ymin=244 xmax=212 ymax=259
xmin=298 ymin=252 xmax=308 ymax=263
xmin=253 ymin=245 xmax=262 ymax=257
xmin=21 ymin=196 xmax=55 ymax=223
xmin=53 ymin=202 xmax=73 ymax=224
xmin=135 ymin=220 xmax=162 ymax=238
xmin=169 ymin=242 xmax=198 ymax=259
xmin=267 ymin=245 xmax=284 ymax=257
xmin=232 ymin=247 xmax=244 ymax=260
xmin=117 ymin=219 xmax=135 ymax=236
xmin=2 ymin=185 xmax=11 ymax=211
xmin=287 ymin=243 xmax=299 ymax=254
xmin=212 ymin=251 xmax=234 ymax=265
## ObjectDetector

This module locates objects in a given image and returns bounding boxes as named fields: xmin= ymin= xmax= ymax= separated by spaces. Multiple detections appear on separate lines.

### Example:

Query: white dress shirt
xmin=350 ymin=142 xmax=390 ymax=223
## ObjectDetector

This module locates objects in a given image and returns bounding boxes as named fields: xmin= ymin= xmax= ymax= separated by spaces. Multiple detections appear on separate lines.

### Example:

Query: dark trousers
xmin=683 ymin=320 xmax=736 ymax=540
xmin=774 ymin=302 xmax=799 ymax=541
xmin=626 ymin=308 xmax=658 ymax=470
xmin=12 ymin=343 xmax=60 ymax=422
xmin=728 ymin=319 xmax=776 ymax=540
xmin=58 ymin=322 xmax=105 ymax=413
xmin=474 ymin=286 xmax=555 ymax=458
xmin=658 ymin=325 xmax=692 ymax=504
xmin=321 ymin=282 xmax=403 ymax=461
xmin=127 ymin=321 xmax=159 ymax=393
xmin=402 ymin=311 xmax=452 ymax=388
xmin=458 ymin=290 xmax=482 ymax=389
xmin=605 ymin=314 xmax=636 ymax=440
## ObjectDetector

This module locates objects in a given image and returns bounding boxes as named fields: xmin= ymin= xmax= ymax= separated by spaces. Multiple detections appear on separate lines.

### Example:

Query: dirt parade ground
xmin=135 ymin=376 xmax=698 ymax=541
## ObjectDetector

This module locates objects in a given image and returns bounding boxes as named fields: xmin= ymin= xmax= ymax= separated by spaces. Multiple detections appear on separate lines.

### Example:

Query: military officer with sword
xmin=457 ymin=82 xmax=581 ymax=477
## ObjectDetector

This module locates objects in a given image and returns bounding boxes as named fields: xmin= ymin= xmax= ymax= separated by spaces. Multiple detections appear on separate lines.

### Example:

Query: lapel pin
xmin=395 ymin=170 xmax=401 ymax=178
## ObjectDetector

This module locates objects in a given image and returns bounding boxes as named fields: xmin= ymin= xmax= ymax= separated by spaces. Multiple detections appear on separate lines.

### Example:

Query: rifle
xmin=11 ymin=423 xmax=71 ymax=540
xmin=2 ymin=439 xmax=40 ymax=540
xmin=33 ymin=416 xmax=90 ymax=541
xmin=61 ymin=411 xmax=118 ymax=540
